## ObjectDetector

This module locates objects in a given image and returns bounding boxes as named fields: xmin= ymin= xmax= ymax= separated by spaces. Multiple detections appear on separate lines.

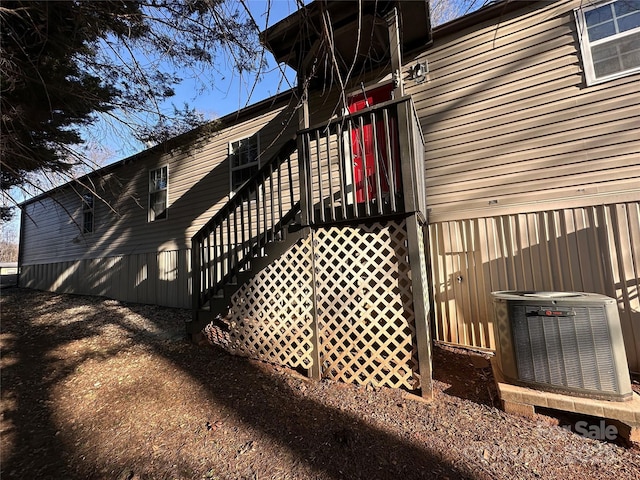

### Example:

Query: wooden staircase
xmin=187 ymin=95 xmax=434 ymax=397
xmin=188 ymin=137 xmax=301 ymax=336
xmin=189 ymin=220 xmax=305 ymax=335
xmin=188 ymin=96 xmax=427 ymax=342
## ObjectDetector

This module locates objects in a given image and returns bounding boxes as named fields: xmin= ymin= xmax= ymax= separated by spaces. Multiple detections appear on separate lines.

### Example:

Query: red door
xmin=347 ymin=83 xmax=398 ymax=204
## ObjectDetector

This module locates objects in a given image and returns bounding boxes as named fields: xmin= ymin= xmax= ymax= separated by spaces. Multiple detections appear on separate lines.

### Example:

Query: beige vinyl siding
xmin=404 ymin=0 xmax=640 ymax=222
xmin=21 ymin=98 xmax=299 ymax=266
xmin=21 ymin=190 xmax=99 ymax=264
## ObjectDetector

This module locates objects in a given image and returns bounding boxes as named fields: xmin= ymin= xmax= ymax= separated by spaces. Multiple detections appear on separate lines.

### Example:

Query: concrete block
xmin=502 ymin=399 xmax=536 ymax=419
xmin=576 ymin=400 xmax=605 ymax=418
xmin=521 ymin=391 xmax=548 ymax=407
xmin=603 ymin=405 xmax=636 ymax=424
xmin=547 ymin=396 xmax=576 ymax=412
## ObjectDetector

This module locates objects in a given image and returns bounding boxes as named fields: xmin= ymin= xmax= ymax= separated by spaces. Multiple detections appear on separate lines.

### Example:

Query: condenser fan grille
xmin=511 ymin=305 xmax=619 ymax=394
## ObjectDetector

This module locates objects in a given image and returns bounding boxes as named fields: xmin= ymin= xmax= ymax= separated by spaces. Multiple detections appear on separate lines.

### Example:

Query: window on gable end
xmin=575 ymin=0 xmax=640 ymax=85
xmin=149 ymin=165 xmax=168 ymax=221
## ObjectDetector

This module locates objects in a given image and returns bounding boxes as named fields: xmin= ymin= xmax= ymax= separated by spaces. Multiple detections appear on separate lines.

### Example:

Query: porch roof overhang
xmin=261 ymin=0 xmax=431 ymax=80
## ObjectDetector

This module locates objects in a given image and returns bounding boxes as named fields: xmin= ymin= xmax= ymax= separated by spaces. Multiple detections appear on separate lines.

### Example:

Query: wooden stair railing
xmin=191 ymin=96 xmax=425 ymax=326
xmin=191 ymin=137 xmax=300 ymax=317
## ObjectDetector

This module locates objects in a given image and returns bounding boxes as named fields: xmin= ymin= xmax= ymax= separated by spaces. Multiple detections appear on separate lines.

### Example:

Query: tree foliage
xmin=0 ymin=0 xmax=263 ymax=220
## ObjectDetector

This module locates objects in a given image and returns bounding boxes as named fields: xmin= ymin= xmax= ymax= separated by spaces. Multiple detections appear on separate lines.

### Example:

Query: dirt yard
xmin=2 ymin=287 xmax=640 ymax=480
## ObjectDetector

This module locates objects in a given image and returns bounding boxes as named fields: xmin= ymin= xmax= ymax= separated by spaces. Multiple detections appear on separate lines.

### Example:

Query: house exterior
xmin=20 ymin=0 xmax=640 ymax=392
xmin=20 ymin=92 xmax=299 ymax=308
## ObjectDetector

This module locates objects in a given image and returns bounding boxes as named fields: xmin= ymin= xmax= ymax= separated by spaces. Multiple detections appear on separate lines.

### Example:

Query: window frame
xmin=575 ymin=0 xmax=640 ymax=85
xmin=148 ymin=165 xmax=169 ymax=222
xmin=228 ymin=134 xmax=260 ymax=197
xmin=82 ymin=192 xmax=94 ymax=234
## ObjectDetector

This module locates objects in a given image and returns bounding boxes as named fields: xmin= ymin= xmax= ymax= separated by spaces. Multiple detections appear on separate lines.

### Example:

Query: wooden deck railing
xmin=192 ymin=138 xmax=299 ymax=309
xmin=192 ymin=96 xmax=426 ymax=313
xmin=298 ymin=95 xmax=425 ymax=225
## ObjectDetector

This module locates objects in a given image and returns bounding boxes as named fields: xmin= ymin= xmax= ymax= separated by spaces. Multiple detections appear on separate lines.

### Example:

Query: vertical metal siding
xmin=429 ymin=202 xmax=640 ymax=372
xmin=20 ymin=250 xmax=192 ymax=309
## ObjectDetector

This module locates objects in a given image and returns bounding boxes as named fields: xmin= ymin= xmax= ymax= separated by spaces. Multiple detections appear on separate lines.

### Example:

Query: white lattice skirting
xmin=314 ymin=221 xmax=419 ymax=390
xmin=209 ymin=220 xmax=421 ymax=391
xmin=227 ymin=236 xmax=315 ymax=369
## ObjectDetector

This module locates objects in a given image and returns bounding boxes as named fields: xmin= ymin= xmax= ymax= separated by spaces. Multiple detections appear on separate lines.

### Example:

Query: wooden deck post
xmin=390 ymin=8 xmax=433 ymax=397
xmin=400 ymin=113 xmax=433 ymax=397
xmin=406 ymin=215 xmax=433 ymax=399
xmin=386 ymin=8 xmax=404 ymax=99
xmin=191 ymin=237 xmax=201 ymax=324
xmin=297 ymin=74 xmax=310 ymax=227
xmin=297 ymin=70 xmax=321 ymax=380
xmin=308 ymin=228 xmax=322 ymax=380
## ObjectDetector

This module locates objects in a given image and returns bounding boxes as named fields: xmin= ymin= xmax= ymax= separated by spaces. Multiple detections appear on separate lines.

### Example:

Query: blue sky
xmin=94 ymin=0 xmax=486 ymax=162
xmin=99 ymin=0 xmax=302 ymax=161
xmin=166 ymin=0 xmax=301 ymax=121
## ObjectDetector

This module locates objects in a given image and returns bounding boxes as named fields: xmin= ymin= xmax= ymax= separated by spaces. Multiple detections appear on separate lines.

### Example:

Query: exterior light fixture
xmin=412 ymin=60 xmax=428 ymax=83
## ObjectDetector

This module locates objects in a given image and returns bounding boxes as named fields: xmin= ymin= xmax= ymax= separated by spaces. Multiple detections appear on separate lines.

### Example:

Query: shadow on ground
xmin=1 ymin=288 xmax=486 ymax=480
xmin=432 ymin=347 xmax=498 ymax=408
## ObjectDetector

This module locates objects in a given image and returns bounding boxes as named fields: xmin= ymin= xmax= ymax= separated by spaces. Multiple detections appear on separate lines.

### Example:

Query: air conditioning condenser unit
xmin=491 ymin=291 xmax=633 ymax=402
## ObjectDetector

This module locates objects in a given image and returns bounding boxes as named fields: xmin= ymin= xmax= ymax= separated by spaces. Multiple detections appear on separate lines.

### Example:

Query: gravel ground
xmin=1 ymin=287 xmax=640 ymax=480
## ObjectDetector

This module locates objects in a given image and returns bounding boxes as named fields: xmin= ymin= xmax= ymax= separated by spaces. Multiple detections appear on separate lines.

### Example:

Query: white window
xmin=82 ymin=193 xmax=94 ymax=234
xmin=229 ymin=135 xmax=259 ymax=194
xmin=149 ymin=165 xmax=168 ymax=221
xmin=575 ymin=0 xmax=640 ymax=85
